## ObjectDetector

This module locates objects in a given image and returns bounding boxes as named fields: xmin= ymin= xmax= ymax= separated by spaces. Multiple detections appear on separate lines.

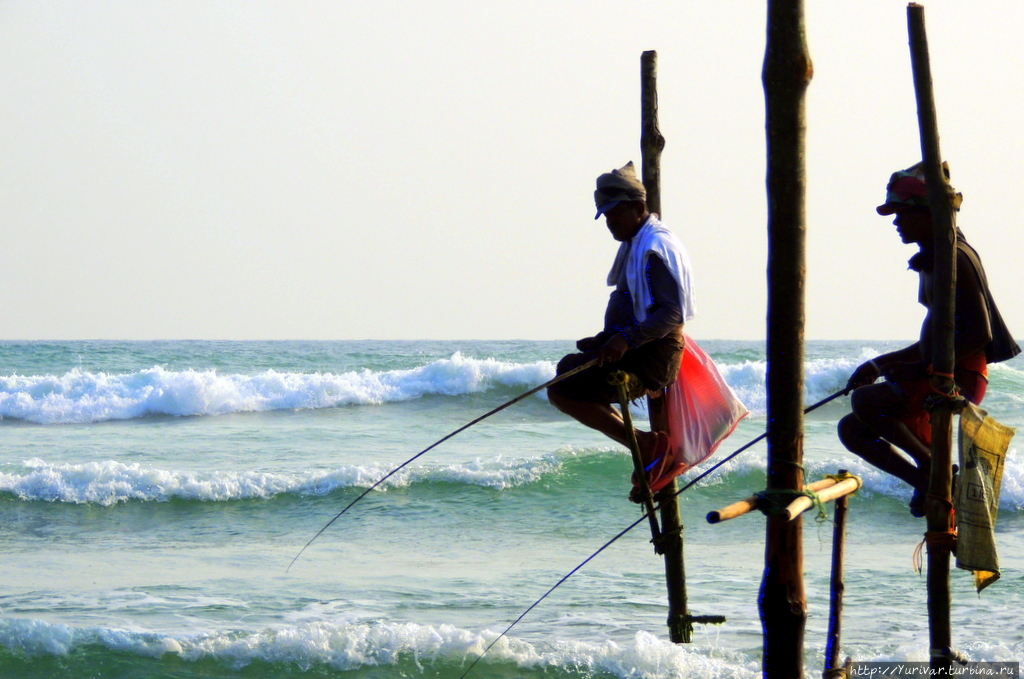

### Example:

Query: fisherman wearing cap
xmin=547 ymin=162 xmax=696 ymax=497
xmin=838 ymin=163 xmax=1019 ymax=517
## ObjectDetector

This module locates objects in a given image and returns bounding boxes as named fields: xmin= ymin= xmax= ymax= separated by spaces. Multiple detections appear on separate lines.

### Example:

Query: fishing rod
xmin=457 ymin=387 xmax=848 ymax=679
xmin=286 ymin=357 xmax=600 ymax=572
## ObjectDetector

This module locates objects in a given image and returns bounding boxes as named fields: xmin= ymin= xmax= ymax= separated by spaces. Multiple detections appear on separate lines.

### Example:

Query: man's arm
xmin=621 ymin=255 xmax=683 ymax=344
xmin=845 ymin=343 xmax=924 ymax=392
xmin=598 ymin=255 xmax=683 ymax=365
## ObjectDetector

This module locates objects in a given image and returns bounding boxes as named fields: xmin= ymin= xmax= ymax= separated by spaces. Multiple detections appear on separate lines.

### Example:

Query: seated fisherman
xmin=547 ymin=162 xmax=696 ymax=493
xmin=838 ymin=163 xmax=1019 ymax=517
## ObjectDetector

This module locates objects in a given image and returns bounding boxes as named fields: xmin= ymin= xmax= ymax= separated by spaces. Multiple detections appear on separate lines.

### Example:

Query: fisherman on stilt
xmin=838 ymin=163 xmax=1019 ymax=516
xmin=548 ymin=162 xmax=696 ymax=497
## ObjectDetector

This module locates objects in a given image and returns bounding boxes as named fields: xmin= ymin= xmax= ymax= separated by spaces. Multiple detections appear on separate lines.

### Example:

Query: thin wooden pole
xmin=824 ymin=474 xmax=849 ymax=678
xmin=907 ymin=5 xmax=956 ymax=673
xmin=614 ymin=373 xmax=663 ymax=547
xmin=762 ymin=0 xmax=812 ymax=676
xmin=654 ymin=466 xmax=691 ymax=641
xmin=641 ymin=50 xmax=666 ymax=218
xmin=640 ymin=48 xmax=690 ymax=643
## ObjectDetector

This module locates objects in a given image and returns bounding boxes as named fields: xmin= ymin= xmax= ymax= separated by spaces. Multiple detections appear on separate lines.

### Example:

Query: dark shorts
xmin=888 ymin=360 xmax=988 ymax=445
xmin=548 ymin=334 xmax=684 ymax=404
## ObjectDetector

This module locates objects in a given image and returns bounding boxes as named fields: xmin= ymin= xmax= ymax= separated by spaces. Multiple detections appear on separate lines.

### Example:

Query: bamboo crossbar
xmin=782 ymin=476 xmax=862 ymax=521
xmin=707 ymin=477 xmax=840 ymax=524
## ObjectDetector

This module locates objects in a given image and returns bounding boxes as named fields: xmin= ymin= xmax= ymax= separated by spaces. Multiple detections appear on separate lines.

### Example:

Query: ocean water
xmin=1 ymin=339 xmax=1022 ymax=679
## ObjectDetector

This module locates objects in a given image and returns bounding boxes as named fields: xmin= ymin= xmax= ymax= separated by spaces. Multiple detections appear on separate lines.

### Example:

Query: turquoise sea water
xmin=1 ymin=340 xmax=1022 ymax=678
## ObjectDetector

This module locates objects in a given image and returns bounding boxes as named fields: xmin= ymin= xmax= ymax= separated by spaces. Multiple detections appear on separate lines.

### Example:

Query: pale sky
xmin=2 ymin=1 xmax=1022 ymax=341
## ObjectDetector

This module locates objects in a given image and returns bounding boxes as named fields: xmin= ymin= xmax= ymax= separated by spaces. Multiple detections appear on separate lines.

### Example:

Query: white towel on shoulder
xmin=607 ymin=215 xmax=696 ymax=323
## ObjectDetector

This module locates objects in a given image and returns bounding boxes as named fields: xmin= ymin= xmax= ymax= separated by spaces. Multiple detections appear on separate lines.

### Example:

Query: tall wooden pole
xmin=762 ymin=1 xmax=812 ymax=677
xmin=825 ymin=485 xmax=849 ymax=677
xmin=640 ymin=50 xmax=666 ymax=218
xmin=907 ymin=5 xmax=956 ymax=674
xmin=640 ymin=49 xmax=691 ymax=644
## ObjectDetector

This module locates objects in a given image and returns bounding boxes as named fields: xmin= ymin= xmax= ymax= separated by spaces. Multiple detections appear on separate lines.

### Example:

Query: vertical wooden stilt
xmin=824 ymin=474 xmax=849 ymax=678
xmin=907 ymin=5 xmax=957 ymax=673
xmin=640 ymin=50 xmax=666 ymax=219
xmin=649 ymin=396 xmax=690 ymax=641
xmin=640 ymin=49 xmax=690 ymax=643
xmin=762 ymin=1 xmax=812 ymax=676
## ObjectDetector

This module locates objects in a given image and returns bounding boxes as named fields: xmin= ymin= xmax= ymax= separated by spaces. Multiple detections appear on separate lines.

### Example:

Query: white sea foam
xmin=0 ymin=353 xmax=556 ymax=424
xmin=721 ymin=355 xmax=864 ymax=416
xmin=5 ymin=442 xmax=1023 ymax=510
xmin=0 ymin=353 xmax=863 ymax=425
xmin=4 ymin=615 xmax=1018 ymax=677
xmin=0 ymin=456 xmax=565 ymax=506
xmin=0 ymin=617 xmax=763 ymax=677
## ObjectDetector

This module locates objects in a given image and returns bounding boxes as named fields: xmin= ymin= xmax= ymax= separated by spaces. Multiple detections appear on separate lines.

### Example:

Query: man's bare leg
xmin=547 ymin=391 xmax=661 ymax=458
xmin=849 ymin=383 xmax=932 ymax=467
xmin=837 ymin=412 xmax=926 ymax=490
xmin=845 ymin=383 xmax=932 ymax=487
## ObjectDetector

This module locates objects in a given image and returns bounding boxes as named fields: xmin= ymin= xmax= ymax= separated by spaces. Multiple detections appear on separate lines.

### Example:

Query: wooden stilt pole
xmin=906 ymin=5 xmax=957 ymax=673
xmin=639 ymin=48 xmax=690 ymax=642
xmin=640 ymin=51 xmax=665 ymax=220
xmin=762 ymin=1 xmax=812 ymax=677
xmin=824 ymin=471 xmax=850 ymax=678
xmin=639 ymin=49 xmax=729 ymax=644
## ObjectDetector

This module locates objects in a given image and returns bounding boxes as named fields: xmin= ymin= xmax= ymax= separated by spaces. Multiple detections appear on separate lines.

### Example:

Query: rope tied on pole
xmin=923 ymin=389 xmax=967 ymax=413
xmin=653 ymin=523 xmax=684 ymax=543
xmin=803 ymin=488 xmax=830 ymax=523
xmin=923 ymin=364 xmax=967 ymax=411
xmin=914 ymin=529 xmax=958 ymax=574
xmin=756 ymin=489 xmax=810 ymax=515
xmin=709 ymin=472 xmax=863 ymax=525
xmin=757 ymin=488 xmax=828 ymax=522
xmin=824 ymin=471 xmax=858 ymax=484
xmin=813 ymin=470 xmax=863 ymax=521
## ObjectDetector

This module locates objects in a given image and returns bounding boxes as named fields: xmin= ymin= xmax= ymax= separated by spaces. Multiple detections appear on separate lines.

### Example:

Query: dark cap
xmin=876 ymin=161 xmax=962 ymax=215
xmin=594 ymin=162 xmax=646 ymax=219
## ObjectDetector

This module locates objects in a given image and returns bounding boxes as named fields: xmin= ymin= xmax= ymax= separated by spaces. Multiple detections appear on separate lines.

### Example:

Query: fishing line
xmin=457 ymin=387 xmax=847 ymax=679
xmin=287 ymin=357 xmax=599 ymax=572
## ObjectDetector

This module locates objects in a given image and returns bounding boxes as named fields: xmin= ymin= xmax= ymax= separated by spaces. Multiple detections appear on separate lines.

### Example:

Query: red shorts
xmin=894 ymin=355 xmax=988 ymax=445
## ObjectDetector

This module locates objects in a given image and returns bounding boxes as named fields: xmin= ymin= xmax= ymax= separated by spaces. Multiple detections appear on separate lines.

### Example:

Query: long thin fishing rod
xmin=458 ymin=387 xmax=847 ymax=678
xmin=458 ymin=515 xmax=648 ymax=679
xmin=287 ymin=357 xmax=599 ymax=572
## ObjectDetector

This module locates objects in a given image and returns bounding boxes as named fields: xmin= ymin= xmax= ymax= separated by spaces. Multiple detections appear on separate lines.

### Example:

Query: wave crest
xmin=0 ymin=353 xmax=556 ymax=424
xmin=0 ymin=455 xmax=566 ymax=506
xmin=0 ymin=617 xmax=758 ymax=677
xmin=0 ymin=351 xmax=869 ymax=425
